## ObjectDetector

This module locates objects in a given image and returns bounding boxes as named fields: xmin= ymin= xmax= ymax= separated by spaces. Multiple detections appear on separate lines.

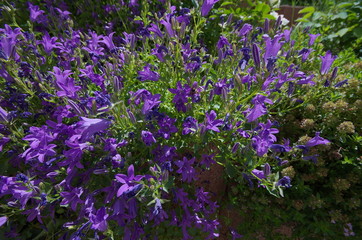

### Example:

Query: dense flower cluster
xmin=0 ymin=0 xmax=338 ymax=239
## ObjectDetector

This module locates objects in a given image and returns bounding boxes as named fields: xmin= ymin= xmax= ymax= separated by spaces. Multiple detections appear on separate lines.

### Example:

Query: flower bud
xmin=232 ymin=142 xmax=240 ymax=153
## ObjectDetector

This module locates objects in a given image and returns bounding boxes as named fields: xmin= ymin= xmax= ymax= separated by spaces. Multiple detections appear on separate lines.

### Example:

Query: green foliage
xmin=299 ymin=0 xmax=362 ymax=57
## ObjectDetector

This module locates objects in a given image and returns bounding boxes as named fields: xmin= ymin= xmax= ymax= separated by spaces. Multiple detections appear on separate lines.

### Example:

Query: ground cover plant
xmin=0 ymin=0 xmax=360 ymax=239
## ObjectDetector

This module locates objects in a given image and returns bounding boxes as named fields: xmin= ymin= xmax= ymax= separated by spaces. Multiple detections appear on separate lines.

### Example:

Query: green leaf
xmin=225 ymin=162 xmax=238 ymax=178
xmin=278 ymin=186 xmax=284 ymax=197
xmin=335 ymin=27 xmax=350 ymax=37
xmin=220 ymin=1 xmax=234 ymax=7
xmin=353 ymin=27 xmax=362 ymax=38
xmin=331 ymin=12 xmax=348 ymax=20
xmin=336 ymin=2 xmax=353 ymax=9
xmin=298 ymin=6 xmax=315 ymax=14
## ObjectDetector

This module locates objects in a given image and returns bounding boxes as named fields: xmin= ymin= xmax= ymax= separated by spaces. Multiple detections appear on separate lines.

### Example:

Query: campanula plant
xmin=0 ymin=0 xmax=340 ymax=239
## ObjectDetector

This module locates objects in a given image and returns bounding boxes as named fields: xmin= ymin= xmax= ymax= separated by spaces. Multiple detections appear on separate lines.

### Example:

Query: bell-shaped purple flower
xmin=305 ymin=132 xmax=330 ymax=147
xmin=115 ymin=164 xmax=144 ymax=197
xmin=137 ymin=65 xmax=160 ymax=82
xmin=141 ymin=131 xmax=156 ymax=146
xmin=90 ymin=207 xmax=109 ymax=231
xmin=201 ymin=0 xmax=220 ymax=17
xmin=276 ymin=176 xmax=291 ymax=188
xmin=308 ymin=33 xmax=320 ymax=46
xmin=320 ymin=51 xmax=337 ymax=75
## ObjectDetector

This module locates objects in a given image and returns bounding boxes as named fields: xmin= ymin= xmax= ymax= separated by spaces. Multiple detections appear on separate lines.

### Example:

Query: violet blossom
xmin=201 ymin=0 xmax=219 ymax=17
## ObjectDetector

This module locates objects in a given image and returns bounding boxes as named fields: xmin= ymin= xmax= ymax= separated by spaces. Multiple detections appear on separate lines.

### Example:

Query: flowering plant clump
xmin=0 ymin=1 xmax=338 ymax=239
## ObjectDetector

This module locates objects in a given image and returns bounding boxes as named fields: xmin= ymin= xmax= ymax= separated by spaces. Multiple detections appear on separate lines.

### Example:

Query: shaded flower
xmin=60 ymin=187 xmax=84 ymax=211
xmin=141 ymin=131 xmax=156 ymax=146
xmin=276 ymin=176 xmax=291 ymax=188
xmin=305 ymin=132 xmax=330 ymax=147
xmin=200 ymin=154 xmax=216 ymax=168
xmin=158 ymin=116 xmax=178 ymax=139
xmin=175 ymin=157 xmax=197 ymax=182
xmin=90 ymin=207 xmax=109 ymax=232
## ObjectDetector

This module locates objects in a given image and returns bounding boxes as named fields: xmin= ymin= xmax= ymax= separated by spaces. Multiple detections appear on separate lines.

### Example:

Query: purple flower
xmin=175 ymin=157 xmax=197 ymax=183
xmin=16 ymin=173 xmax=29 ymax=182
xmin=334 ymin=79 xmax=348 ymax=88
xmin=141 ymin=130 xmax=156 ymax=146
xmin=276 ymin=176 xmax=291 ymax=188
xmin=298 ymin=48 xmax=313 ymax=62
xmin=263 ymin=163 xmax=271 ymax=176
xmin=297 ymin=74 xmax=316 ymax=85
xmin=308 ymin=33 xmax=320 ymax=46
xmin=90 ymin=207 xmax=109 ymax=231
xmin=0 ymin=216 xmax=7 ymax=227
xmin=182 ymin=117 xmax=198 ymax=135
xmin=169 ymin=82 xmax=191 ymax=112
xmin=38 ymin=33 xmax=61 ymax=54
xmin=201 ymin=0 xmax=220 ymax=17
xmin=50 ymin=67 xmax=81 ymax=99
xmin=160 ymin=15 xmax=175 ymax=38
xmin=231 ymin=229 xmax=243 ymax=240
xmin=252 ymin=43 xmax=261 ymax=69
xmin=83 ymin=31 xmax=104 ymax=57
xmin=264 ymin=35 xmax=283 ymax=63
xmin=151 ymin=44 xmax=168 ymax=62
xmin=148 ymin=23 xmax=163 ymax=38
xmin=142 ymin=94 xmax=162 ymax=115
xmin=246 ymin=94 xmax=273 ymax=122
xmin=138 ymin=65 xmax=160 ymax=82
xmin=283 ymin=28 xmax=292 ymax=42
xmin=151 ymin=198 xmax=168 ymax=224
xmin=0 ymin=36 xmax=17 ymax=60
xmin=217 ymin=36 xmax=230 ymax=49
xmin=124 ymin=184 xmax=143 ymax=198
xmin=320 ymin=51 xmax=337 ymax=75
xmin=60 ymin=187 xmax=84 ymax=211
xmin=28 ymin=3 xmax=45 ymax=23
xmin=344 ymin=223 xmax=355 ymax=237
xmin=100 ymin=32 xmax=116 ymax=51
xmin=0 ymin=107 xmax=8 ymax=123
xmin=21 ymin=126 xmax=56 ymax=163
xmin=238 ymin=48 xmax=251 ymax=70
xmin=115 ymin=164 xmax=144 ymax=197
xmin=0 ymin=137 xmax=10 ymax=152
xmin=79 ymin=65 xmax=105 ymax=88
xmin=302 ymin=154 xmax=319 ymax=164
xmin=78 ymin=117 xmax=111 ymax=142
xmin=200 ymin=154 xmax=216 ymax=168
xmin=251 ymin=120 xmax=279 ymax=156
xmin=24 ymin=206 xmax=42 ymax=223
xmin=305 ymin=132 xmax=330 ymax=147
xmin=270 ymin=139 xmax=292 ymax=152
xmin=252 ymin=169 xmax=266 ymax=179
xmin=204 ymin=110 xmax=224 ymax=132
xmin=238 ymin=23 xmax=253 ymax=36
xmin=158 ymin=116 xmax=178 ymax=139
